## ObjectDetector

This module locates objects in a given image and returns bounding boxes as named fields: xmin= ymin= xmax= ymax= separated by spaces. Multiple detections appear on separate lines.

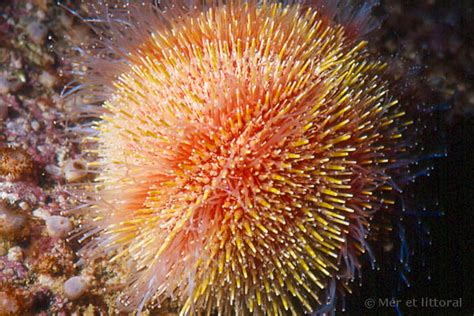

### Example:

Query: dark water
xmin=347 ymin=1 xmax=474 ymax=315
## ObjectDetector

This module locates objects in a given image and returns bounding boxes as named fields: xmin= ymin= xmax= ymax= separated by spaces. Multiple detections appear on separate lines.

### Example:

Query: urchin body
xmin=76 ymin=1 xmax=412 ymax=314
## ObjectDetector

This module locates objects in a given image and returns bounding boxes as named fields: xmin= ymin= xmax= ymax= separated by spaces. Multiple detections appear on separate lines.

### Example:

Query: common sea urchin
xmin=71 ymin=0 xmax=425 ymax=314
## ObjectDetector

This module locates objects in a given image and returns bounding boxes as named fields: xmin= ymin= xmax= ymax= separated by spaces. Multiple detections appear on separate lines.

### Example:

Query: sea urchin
xmin=71 ymin=0 xmax=419 ymax=314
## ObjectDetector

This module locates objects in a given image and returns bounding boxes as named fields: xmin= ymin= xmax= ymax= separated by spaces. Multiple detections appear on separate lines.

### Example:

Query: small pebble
xmin=32 ymin=208 xmax=50 ymax=220
xmin=63 ymin=158 xmax=88 ymax=182
xmin=36 ymin=10 xmax=46 ymax=21
xmin=18 ymin=201 xmax=30 ymax=211
xmin=26 ymin=21 xmax=48 ymax=44
xmin=45 ymin=215 xmax=72 ymax=238
xmin=7 ymin=246 xmax=23 ymax=262
xmin=11 ymin=58 xmax=22 ymax=70
xmin=31 ymin=120 xmax=40 ymax=132
xmin=63 ymin=276 xmax=88 ymax=300
xmin=44 ymin=164 xmax=61 ymax=177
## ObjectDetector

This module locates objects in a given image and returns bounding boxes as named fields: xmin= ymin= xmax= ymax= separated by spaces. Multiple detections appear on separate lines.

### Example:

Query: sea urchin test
xmin=72 ymin=0 xmax=419 ymax=314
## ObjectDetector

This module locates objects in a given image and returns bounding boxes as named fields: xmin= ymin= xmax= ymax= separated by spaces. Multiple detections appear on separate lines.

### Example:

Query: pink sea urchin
xmin=71 ymin=0 xmax=420 ymax=314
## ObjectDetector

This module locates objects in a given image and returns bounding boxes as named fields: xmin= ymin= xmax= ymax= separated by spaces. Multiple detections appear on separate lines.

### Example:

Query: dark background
xmin=347 ymin=0 xmax=474 ymax=315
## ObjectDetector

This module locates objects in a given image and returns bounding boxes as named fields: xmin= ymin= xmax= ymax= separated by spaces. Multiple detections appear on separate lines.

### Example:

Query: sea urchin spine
xmin=70 ymin=0 xmax=419 ymax=314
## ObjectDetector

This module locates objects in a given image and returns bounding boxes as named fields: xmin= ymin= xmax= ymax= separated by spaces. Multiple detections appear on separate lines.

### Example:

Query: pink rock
xmin=63 ymin=276 xmax=88 ymax=300
xmin=45 ymin=216 xmax=72 ymax=238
